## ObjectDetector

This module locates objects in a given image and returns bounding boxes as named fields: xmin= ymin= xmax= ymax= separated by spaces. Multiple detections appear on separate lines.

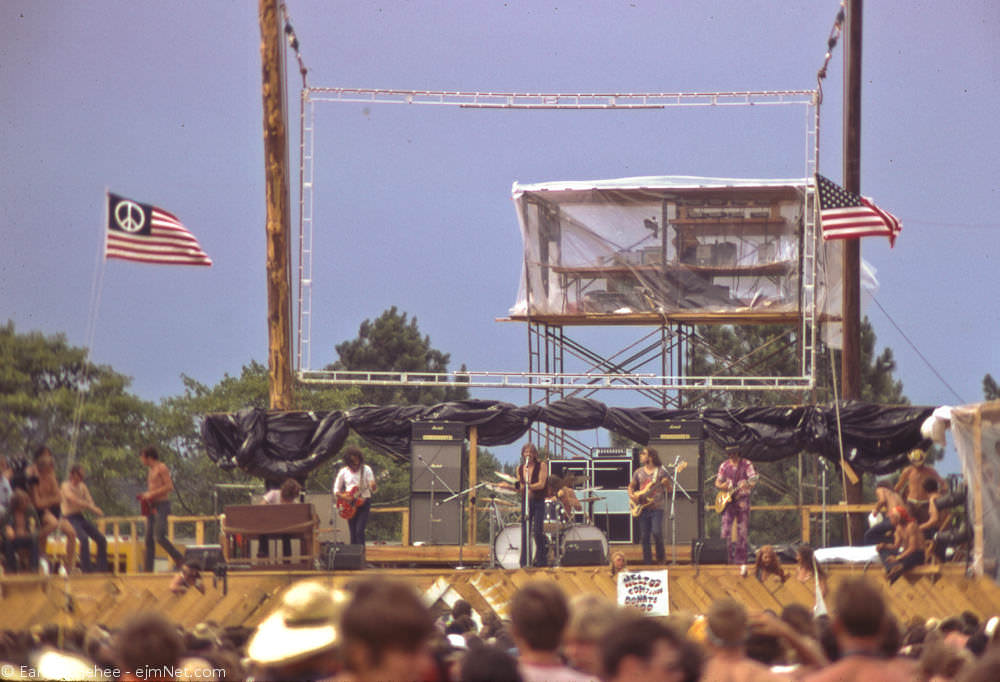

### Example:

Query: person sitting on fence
xmin=877 ymin=505 xmax=925 ymax=583
xmin=865 ymin=480 xmax=905 ymax=545
xmin=61 ymin=464 xmax=108 ymax=573
xmin=2 ymin=488 xmax=41 ymax=572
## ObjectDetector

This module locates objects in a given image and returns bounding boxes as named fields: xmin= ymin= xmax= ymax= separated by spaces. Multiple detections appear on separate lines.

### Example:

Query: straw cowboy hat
xmin=908 ymin=448 xmax=927 ymax=465
xmin=246 ymin=580 xmax=348 ymax=666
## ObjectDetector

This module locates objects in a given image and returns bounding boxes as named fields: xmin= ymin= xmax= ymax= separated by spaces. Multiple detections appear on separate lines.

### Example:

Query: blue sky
xmin=2 ymin=1 xmax=997 ymax=472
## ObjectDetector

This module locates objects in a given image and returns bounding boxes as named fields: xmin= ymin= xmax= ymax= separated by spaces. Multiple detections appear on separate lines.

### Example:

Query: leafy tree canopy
xmin=985 ymin=374 xmax=1000 ymax=401
xmin=330 ymin=306 xmax=469 ymax=406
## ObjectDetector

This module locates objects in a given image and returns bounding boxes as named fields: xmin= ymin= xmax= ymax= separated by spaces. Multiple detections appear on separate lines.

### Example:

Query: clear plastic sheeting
xmin=509 ymin=176 xmax=818 ymax=320
xmin=951 ymin=401 xmax=1000 ymax=577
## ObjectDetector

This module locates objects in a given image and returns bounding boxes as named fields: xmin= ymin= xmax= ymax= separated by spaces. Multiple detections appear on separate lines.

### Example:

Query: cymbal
xmin=579 ymin=496 xmax=605 ymax=503
xmin=484 ymin=483 xmax=516 ymax=495
xmin=481 ymin=498 xmax=519 ymax=509
xmin=494 ymin=472 xmax=517 ymax=484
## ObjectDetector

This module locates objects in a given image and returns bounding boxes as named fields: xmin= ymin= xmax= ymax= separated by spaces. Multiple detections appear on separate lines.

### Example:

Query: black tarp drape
xmin=202 ymin=399 xmax=934 ymax=480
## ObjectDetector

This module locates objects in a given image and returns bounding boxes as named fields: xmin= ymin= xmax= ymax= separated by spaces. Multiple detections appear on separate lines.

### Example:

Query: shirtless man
xmin=699 ymin=598 xmax=784 ymax=681
xmin=864 ymin=480 xmax=905 ymax=545
xmin=26 ymin=446 xmax=76 ymax=572
xmin=804 ymin=577 xmax=912 ymax=682
xmin=877 ymin=505 xmax=924 ymax=583
xmin=894 ymin=448 xmax=947 ymax=525
xmin=139 ymin=446 xmax=184 ymax=572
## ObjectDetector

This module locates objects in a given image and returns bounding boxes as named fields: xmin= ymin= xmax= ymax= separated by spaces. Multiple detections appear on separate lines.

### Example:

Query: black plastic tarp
xmin=201 ymin=398 xmax=934 ymax=481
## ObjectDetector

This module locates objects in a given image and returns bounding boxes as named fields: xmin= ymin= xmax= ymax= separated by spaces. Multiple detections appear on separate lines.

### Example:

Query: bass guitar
xmin=714 ymin=474 xmax=759 ymax=514
xmin=337 ymin=470 xmax=388 ymax=519
xmin=629 ymin=462 xmax=687 ymax=517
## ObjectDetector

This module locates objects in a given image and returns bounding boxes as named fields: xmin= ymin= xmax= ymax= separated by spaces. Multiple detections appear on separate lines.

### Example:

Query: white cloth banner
xmin=617 ymin=570 xmax=669 ymax=615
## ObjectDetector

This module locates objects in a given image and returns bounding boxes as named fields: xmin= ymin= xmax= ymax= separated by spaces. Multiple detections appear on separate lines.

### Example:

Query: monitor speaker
xmin=183 ymin=545 xmax=224 ymax=572
xmin=691 ymin=537 xmax=729 ymax=564
xmin=324 ymin=542 xmax=365 ymax=570
xmin=561 ymin=540 xmax=607 ymax=566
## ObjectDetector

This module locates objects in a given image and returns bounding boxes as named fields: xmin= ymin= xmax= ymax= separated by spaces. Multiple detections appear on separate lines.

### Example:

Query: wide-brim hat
xmin=908 ymin=448 xmax=927 ymax=464
xmin=246 ymin=581 xmax=348 ymax=666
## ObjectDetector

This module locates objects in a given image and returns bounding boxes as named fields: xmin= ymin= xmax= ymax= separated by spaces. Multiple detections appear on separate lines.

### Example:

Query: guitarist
xmin=333 ymin=447 xmax=378 ymax=547
xmin=715 ymin=443 xmax=757 ymax=569
xmin=627 ymin=447 xmax=671 ymax=565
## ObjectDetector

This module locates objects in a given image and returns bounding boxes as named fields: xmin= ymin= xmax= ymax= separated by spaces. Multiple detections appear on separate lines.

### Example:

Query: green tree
xmin=984 ymin=374 xmax=1000 ymax=401
xmin=0 ymin=321 xmax=154 ymax=515
xmin=330 ymin=306 xmax=470 ymax=406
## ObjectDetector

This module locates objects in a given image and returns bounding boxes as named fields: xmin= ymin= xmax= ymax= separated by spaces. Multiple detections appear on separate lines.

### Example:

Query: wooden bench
xmin=221 ymin=503 xmax=318 ymax=570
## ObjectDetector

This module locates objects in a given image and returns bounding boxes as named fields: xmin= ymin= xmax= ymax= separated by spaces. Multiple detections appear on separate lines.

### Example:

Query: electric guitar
xmin=714 ymin=474 xmax=759 ymax=514
xmin=629 ymin=462 xmax=687 ymax=517
xmin=336 ymin=470 xmax=388 ymax=519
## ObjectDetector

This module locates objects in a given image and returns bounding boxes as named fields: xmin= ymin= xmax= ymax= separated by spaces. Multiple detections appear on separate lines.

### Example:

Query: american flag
xmin=105 ymin=193 xmax=212 ymax=266
xmin=816 ymin=174 xmax=902 ymax=247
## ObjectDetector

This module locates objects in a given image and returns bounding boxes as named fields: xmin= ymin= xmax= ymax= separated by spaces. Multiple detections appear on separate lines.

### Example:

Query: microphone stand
xmin=665 ymin=457 xmax=693 ymax=565
xmin=441 ymin=481 xmax=489 ymax=569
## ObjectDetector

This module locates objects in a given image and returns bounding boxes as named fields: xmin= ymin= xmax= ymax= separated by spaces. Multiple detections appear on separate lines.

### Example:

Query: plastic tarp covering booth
xmin=202 ymin=399 xmax=933 ymax=482
xmin=509 ymin=176 xmax=818 ymax=319
xmin=951 ymin=401 xmax=1000 ymax=577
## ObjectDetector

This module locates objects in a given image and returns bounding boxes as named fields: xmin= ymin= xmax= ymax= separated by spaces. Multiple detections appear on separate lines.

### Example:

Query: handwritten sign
xmin=617 ymin=570 xmax=669 ymax=615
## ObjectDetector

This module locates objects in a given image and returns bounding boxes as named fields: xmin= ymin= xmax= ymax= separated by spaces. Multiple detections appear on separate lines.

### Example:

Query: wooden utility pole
xmin=259 ymin=0 xmax=294 ymax=410
xmin=842 ymin=0 xmax=864 ymax=543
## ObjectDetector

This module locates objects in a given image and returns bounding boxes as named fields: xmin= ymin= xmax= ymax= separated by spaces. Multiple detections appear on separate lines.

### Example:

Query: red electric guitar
xmin=336 ymin=470 xmax=388 ymax=519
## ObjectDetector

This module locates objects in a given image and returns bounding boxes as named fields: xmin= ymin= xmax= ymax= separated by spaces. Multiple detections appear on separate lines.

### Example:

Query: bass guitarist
xmin=715 ymin=443 xmax=757 ymax=569
xmin=627 ymin=447 xmax=672 ymax=565
xmin=333 ymin=447 xmax=378 ymax=548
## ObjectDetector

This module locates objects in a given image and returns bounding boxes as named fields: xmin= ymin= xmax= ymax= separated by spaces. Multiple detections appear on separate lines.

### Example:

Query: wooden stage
xmin=3 ymin=543 xmax=1000 ymax=632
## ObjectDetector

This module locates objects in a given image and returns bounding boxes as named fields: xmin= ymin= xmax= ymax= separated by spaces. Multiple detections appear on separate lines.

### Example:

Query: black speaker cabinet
xmin=648 ymin=420 xmax=701 ymax=492
xmin=183 ymin=544 xmax=224 ymax=572
xmin=561 ymin=539 xmax=607 ymax=566
xmin=634 ymin=499 xmax=700 ymax=545
xmin=550 ymin=459 xmax=588 ymax=487
xmin=325 ymin=542 xmax=365 ymax=570
xmin=590 ymin=458 xmax=632 ymax=489
xmin=409 ymin=494 xmax=463 ymax=545
xmin=691 ymin=537 xmax=729 ymax=564
xmin=411 ymin=422 xmax=465 ymax=492
xmin=594 ymin=512 xmax=633 ymax=543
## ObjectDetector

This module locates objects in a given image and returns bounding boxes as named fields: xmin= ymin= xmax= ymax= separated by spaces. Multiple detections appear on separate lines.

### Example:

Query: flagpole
xmin=68 ymin=191 xmax=110 ymax=468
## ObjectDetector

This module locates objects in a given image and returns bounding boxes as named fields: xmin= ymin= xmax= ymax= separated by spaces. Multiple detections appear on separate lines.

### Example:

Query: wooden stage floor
xmin=3 ymin=544 xmax=999 ymax=632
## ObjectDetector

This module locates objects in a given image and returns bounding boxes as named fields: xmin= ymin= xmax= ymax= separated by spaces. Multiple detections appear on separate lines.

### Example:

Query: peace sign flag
xmin=105 ymin=193 xmax=212 ymax=266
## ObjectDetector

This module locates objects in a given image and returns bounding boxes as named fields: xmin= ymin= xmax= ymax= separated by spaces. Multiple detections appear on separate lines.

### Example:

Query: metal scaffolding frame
xmin=295 ymin=86 xmax=822 ymax=443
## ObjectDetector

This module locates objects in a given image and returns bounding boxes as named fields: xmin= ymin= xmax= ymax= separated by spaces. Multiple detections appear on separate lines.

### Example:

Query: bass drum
xmin=561 ymin=524 xmax=609 ymax=563
xmin=494 ymin=524 xmax=523 ymax=570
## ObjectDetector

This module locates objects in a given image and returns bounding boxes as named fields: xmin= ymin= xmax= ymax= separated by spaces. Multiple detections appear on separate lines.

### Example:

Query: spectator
xmin=700 ymin=598 xmax=783 ymax=681
xmin=115 ymin=612 xmax=184 ymax=682
xmin=61 ymin=465 xmax=108 ymax=573
xmin=460 ymin=643 xmax=523 ymax=682
xmin=878 ymin=505 xmax=925 ymax=583
xmin=508 ymin=580 xmax=595 ymax=682
xmin=169 ymin=559 xmax=205 ymax=595
xmin=563 ymin=593 xmax=619 ymax=677
xmin=245 ymin=580 xmax=347 ymax=682
xmin=3 ymin=488 xmax=41 ymax=572
xmin=26 ymin=446 xmax=77 ymax=573
xmin=866 ymin=480 xmax=906 ymax=545
xmin=339 ymin=577 xmax=436 ymax=682
xmin=803 ymin=576 xmax=911 ymax=682
xmin=601 ymin=613 xmax=698 ymax=682
xmin=754 ymin=545 xmax=788 ymax=582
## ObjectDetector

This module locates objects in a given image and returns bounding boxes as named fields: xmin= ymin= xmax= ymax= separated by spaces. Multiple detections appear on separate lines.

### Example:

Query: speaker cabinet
xmin=590 ymin=458 xmax=632 ymax=489
xmin=411 ymin=422 xmax=465 ymax=492
xmin=594 ymin=512 xmax=633 ymax=543
xmin=183 ymin=545 xmax=224 ymax=572
xmin=304 ymin=493 xmax=348 ymax=544
xmin=409 ymin=494 xmax=463 ymax=545
xmin=561 ymin=539 xmax=607 ymax=566
xmin=691 ymin=537 xmax=729 ymax=564
xmin=649 ymin=420 xmax=704 ymax=539
xmin=324 ymin=542 xmax=365 ymax=570
xmin=550 ymin=459 xmax=588 ymax=487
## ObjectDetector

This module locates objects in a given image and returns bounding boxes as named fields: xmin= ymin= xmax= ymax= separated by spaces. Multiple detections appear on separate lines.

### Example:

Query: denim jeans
xmin=144 ymin=500 xmax=184 ymax=571
xmin=67 ymin=513 xmax=108 ymax=572
xmin=637 ymin=507 xmax=665 ymax=563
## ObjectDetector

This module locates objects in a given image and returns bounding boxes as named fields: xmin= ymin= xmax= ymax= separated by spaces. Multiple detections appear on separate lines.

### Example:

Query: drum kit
xmin=482 ymin=471 xmax=609 ymax=569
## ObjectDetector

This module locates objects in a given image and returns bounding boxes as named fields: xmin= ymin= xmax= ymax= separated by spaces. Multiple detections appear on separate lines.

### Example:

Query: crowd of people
xmin=1 ymin=445 xmax=187 ymax=576
xmin=2 ymin=574 xmax=1000 ymax=681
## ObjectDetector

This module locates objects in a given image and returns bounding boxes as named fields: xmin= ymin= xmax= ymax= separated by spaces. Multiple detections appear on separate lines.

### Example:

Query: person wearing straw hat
xmin=245 ymin=580 xmax=348 ymax=681
xmin=894 ymin=447 xmax=947 ymax=525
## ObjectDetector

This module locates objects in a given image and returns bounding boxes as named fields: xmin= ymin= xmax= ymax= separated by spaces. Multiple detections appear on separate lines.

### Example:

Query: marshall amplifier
xmin=411 ymin=421 xmax=466 ymax=492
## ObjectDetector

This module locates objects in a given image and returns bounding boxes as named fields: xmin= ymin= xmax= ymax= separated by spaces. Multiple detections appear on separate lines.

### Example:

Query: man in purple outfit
xmin=715 ymin=443 xmax=757 ymax=567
